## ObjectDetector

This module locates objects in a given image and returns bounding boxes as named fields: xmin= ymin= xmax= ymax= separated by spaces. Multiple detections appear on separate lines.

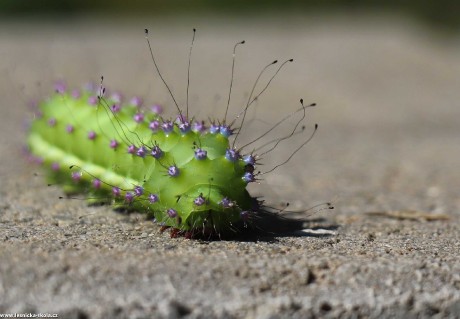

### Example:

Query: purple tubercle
xmin=48 ymin=118 xmax=57 ymax=127
xmin=93 ymin=179 xmax=102 ymax=189
xmin=125 ymin=192 xmax=134 ymax=203
xmin=162 ymin=121 xmax=174 ymax=133
xmin=28 ymin=99 xmax=38 ymax=110
xmin=71 ymin=171 xmax=82 ymax=182
xmin=111 ymin=104 xmax=121 ymax=113
xmin=243 ymin=172 xmax=255 ymax=183
xmin=134 ymin=186 xmax=144 ymax=196
xmin=175 ymin=114 xmax=188 ymax=124
xmin=88 ymin=96 xmax=98 ymax=106
xmin=149 ymin=120 xmax=160 ymax=132
xmin=225 ymin=148 xmax=240 ymax=162
xmin=34 ymin=110 xmax=43 ymax=120
xmin=151 ymin=104 xmax=163 ymax=114
xmin=220 ymin=197 xmax=234 ymax=208
xmin=148 ymin=194 xmax=159 ymax=204
xmin=88 ymin=131 xmax=97 ymax=140
xmin=192 ymin=121 xmax=206 ymax=133
xmin=219 ymin=125 xmax=233 ymax=137
xmin=71 ymin=89 xmax=81 ymax=99
xmin=110 ymin=139 xmax=119 ymax=149
xmin=178 ymin=121 xmax=191 ymax=134
xmin=112 ymin=187 xmax=121 ymax=197
xmin=32 ymin=156 xmax=44 ymax=165
xmin=51 ymin=162 xmax=60 ymax=171
xmin=209 ymin=124 xmax=220 ymax=134
xmin=130 ymin=96 xmax=143 ymax=107
xmin=111 ymin=92 xmax=123 ymax=104
xmin=134 ymin=113 xmax=145 ymax=123
xmin=194 ymin=194 xmax=206 ymax=206
xmin=243 ymin=155 xmax=256 ymax=165
xmin=167 ymin=209 xmax=177 ymax=218
xmin=151 ymin=145 xmax=163 ymax=159
xmin=168 ymin=165 xmax=180 ymax=177
xmin=54 ymin=80 xmax=66 ymax=94
xmin=136 ymin=146 xmax=147 ymax=158
xmin=194 ymin=148 xmax=207 ymax=160
xmin=127 ymin=145 xmax=137 ymax=154
xmin=66 ymin=124 xmax=74 ymax=134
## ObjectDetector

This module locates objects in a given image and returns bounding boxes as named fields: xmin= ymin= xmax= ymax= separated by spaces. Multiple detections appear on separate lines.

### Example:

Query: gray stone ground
xmin=0 ymin=14 xmax=459 ymax=319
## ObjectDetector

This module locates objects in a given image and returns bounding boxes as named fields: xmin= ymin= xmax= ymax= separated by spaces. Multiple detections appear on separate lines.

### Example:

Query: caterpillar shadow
xmin=233 ymin=210 xmax=339 ymax=242
xmin=111 ymin=206 xmax=338 ymax=242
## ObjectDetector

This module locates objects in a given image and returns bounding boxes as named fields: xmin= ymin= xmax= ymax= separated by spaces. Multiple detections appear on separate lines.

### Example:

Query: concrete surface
xmin=0 ymin=14 xmax=459 ymax=318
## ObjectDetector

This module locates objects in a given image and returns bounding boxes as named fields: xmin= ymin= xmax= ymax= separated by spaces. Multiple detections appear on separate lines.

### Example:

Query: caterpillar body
xmin=27 ymin=29 xmax=319 ymax=238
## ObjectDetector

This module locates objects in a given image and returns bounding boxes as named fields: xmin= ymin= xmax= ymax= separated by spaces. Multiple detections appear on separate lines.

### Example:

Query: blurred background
xmin=0 ymin=0 xmax=459 ymax=31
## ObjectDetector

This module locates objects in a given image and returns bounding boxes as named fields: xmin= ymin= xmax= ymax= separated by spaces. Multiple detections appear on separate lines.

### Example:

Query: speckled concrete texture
xmin=1 ymin=14 xmax=459 ymax=319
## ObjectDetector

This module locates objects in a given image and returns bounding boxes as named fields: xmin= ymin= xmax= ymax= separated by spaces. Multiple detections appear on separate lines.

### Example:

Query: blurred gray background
xmin=0 ymin=2 xmax=459 ymax=318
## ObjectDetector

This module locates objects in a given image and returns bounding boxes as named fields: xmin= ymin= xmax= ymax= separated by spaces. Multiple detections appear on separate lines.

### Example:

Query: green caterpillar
xmin=27 ymin=29 xmax=318 ymax=238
